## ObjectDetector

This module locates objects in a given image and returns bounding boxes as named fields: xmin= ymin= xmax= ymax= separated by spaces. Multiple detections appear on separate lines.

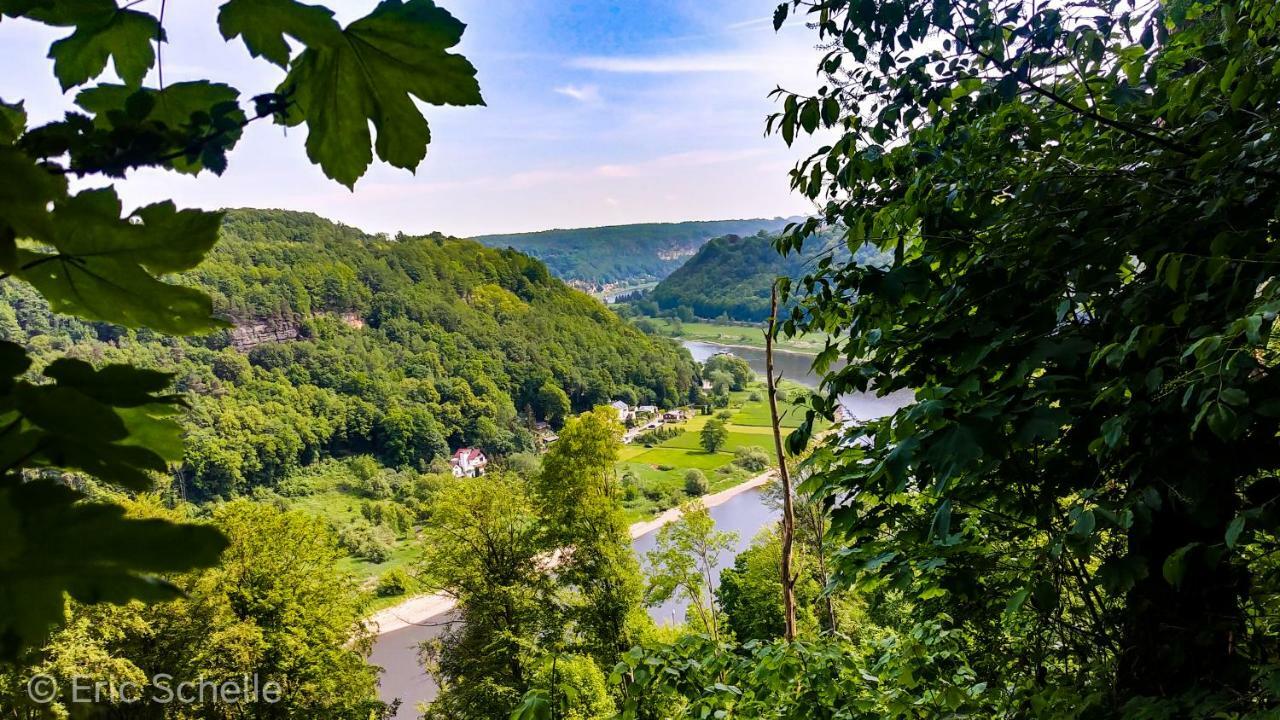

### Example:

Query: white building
xmin=450 ymin=448 xmax=488 ymax=478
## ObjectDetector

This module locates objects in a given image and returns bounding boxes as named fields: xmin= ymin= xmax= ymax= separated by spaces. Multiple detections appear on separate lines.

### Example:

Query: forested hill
xmin=0 ymin=208 xmax=697 ymax=500
xmin=647 ymin=231 xmax=891 ymax=322
xmin=472 ymin=218 xmax=798 ymax=285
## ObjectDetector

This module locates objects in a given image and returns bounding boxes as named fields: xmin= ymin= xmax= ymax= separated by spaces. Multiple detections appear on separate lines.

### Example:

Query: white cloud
xmin=553 ymin=84 xmax=601 ymax=102
xmin=569 ymin=53 xmax=769 ymax=74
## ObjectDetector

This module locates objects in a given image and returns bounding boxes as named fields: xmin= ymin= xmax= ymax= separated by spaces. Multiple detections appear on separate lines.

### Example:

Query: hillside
xmin=0 ymin=209 xmax=698 ymax=500
xmin=646 ymin=231 xmax=891 ymax=322
xmin=472 ymin=218 xmax=797 ymax=286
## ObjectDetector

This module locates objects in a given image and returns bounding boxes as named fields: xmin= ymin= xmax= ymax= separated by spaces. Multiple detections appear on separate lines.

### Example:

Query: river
xmin=369 ymin=340 xmax=908 ymax=718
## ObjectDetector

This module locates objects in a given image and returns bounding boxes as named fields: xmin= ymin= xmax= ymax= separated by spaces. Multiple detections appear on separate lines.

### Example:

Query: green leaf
xmin=0 ymin=98 xmax=26 ymax=143
xmin=17 ymin=248 xmax=225 ymax=335
xmin=42 ymin=188 xmax=223 ymax=273
xmin=1225 ymin=515 xmax=1245 ymax=549
xmin=43 ymin=1 xmax=161 ymax=90
xmin=773 ymin=3 xmax=788 ymax=31
xmin=0 ymin=481 xmax=227 ymax=659
xmin=281 ymin=0 xmax=484 ymax=187
xmin=0 ymin=145 xmax=68 ymax=243
xmin=1162 ymin=543 xmax=1199 ymax=588
xmin=218 ymin=0 xmax=343 ymax=67
xmin=75 ymin=82 xmax=248 ymax=175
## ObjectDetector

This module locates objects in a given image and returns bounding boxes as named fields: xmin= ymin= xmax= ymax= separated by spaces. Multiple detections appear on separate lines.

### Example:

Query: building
xmin=609 ymin=400 xmax=634 ymax=421
xmin=450 ymin=448 xmax=488 ymax=478
xmin=636 ymin=405 xmax=658 ymax=416
xmin=663 ymin=410 xmax=689 ymax=423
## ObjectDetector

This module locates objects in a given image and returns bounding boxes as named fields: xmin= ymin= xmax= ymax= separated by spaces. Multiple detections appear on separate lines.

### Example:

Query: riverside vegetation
xmin=5 ymin=0 xmax=1280 ymax=719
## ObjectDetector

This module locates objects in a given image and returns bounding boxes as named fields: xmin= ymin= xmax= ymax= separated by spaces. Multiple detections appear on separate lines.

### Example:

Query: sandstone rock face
xmin=228 ymin=321 xmax=300 ymax=350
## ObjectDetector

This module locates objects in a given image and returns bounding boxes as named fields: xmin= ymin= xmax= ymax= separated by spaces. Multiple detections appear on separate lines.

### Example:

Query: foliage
xmin=474 ymin=219 xmax=795 ymax=285
xmin=642 ymin=501 xmax=737 ymax=639
xmin=699 ymin=418 xmax=729 ymax=454
xmin=648 ymin=231 xmax=889 ymax=322
xmin=732 ymin=446 xmax=770 ymax=473
xmin=512 ymin=654 xmax=616 ymax=720
xmin=761 ymin=0 xmax=1280 ymax=714
xmin=682 ymin=469 xmax=709 ymax=497
xmin=421 ymin=472 xmax=548 ymax=718
xmin=534 ymin=409 xmax=648 ymax=669
xmin=0 ymin=496 xmax=386 ymax=717
xmin=376 ymin=567 xmax=413 ymax=598
xmin=536 ymin=382 xmax=572 ymax=430
xmin=704 ymin=353 xmax=753 ymax=391
xmin=1 ymin=209 xmax=698 ymax=501
xmin=0 ymin=0 xmax=480 ymax=659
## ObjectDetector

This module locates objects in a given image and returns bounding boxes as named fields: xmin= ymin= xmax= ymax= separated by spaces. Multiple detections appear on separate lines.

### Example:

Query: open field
xmin=616 ymin=381 xmax=824 ymax=522
xmin=640 ymin=318 xmax=827 ymax=354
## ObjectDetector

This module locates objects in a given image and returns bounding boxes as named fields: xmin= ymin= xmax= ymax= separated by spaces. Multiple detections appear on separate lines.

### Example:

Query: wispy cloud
xmin=569 ymin=53 xmax=768 ymax=74
xmin=553 ymin=84 xmax=601 ymax=103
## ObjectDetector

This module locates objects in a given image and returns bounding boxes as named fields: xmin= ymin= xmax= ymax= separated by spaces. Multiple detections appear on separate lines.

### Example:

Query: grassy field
xmin=617 ymin=380 xmax=824 ymax=522
xmin=279 ymin=379 xmax=824 ymax=603
xmin=641 ymin=318 xmax=827 ymax=355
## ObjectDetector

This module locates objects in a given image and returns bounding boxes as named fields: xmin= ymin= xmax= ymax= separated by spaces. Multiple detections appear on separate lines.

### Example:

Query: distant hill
xmin=472 ymin=218 xmax=799 ymax=286
xmin=648 ymin=231 xmax=891 ymax=322
xmin=0 ymin=208 xmax=698 ymax=500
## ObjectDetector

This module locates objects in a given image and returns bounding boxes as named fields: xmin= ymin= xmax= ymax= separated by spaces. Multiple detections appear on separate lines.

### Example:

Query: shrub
xmin=376 ymin=567 xmax=413 ymax=597
xmin=716 ymin=410 xmax=734 ymax=420
xmin=684 ymin=469 xmax=709 ymax=496
xmin=337 ymin=521 xmax=395 ymax=564
xmin=733 ymin=446 xmax=771 ymax=473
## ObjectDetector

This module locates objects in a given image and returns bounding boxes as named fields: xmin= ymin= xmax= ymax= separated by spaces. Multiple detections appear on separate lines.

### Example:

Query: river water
xmin=370 ymin=340 xmax=908 ymax=717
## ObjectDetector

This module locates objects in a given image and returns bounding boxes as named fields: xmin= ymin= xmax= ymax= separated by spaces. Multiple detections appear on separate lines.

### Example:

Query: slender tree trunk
xmin=808 ymin=504 xmax=839 ymax=632
xmin=766 ymin=283 xmax=798 ymax=641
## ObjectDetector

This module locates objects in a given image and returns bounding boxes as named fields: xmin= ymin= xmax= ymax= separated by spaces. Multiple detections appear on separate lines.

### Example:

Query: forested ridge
xmin=646 ymin=231 xmax=890 ymax=322
xmin=473 ymin=218 xmax=797 ymax=285
xmin=0 ymin=208 xmax=696 ymax=500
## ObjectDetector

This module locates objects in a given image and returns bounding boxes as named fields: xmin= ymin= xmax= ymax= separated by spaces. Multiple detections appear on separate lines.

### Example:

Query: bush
xmin=376 ymin=567 xmax=413 ymax=597
xmin=337 ymin=521 xmax=395 ymax=564
xmin=733 ymin=446 xmax=771 ymax=473
xmin=361 ymin=500 xmax=414 ymax=535
xmin=748 ymin=391 xmax=762 ymax=402
xmin=684 ymin=469 xmax=710 ymax=496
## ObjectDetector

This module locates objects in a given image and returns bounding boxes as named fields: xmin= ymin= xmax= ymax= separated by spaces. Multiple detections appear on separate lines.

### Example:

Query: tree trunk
xmin=766 ymin=283 xmax=798 ymax=641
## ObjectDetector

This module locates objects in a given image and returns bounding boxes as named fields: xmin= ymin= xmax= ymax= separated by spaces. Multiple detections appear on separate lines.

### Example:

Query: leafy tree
xmin=537 ymin=381 xmax=572 ymax=429
xmin=420 ymin=473 xmax=547 ymax=718
xmin=0 ymin=0 xmax=481 ymax=659
xmin=534 ymin=409 xmax=647 ymax=668
xmin=704 ymin=354 xmax=753 ymax=391
xmin=683 ymin=469 xmax=709 ymax=497
xmin=699 ymin=418 xmax=729 ymax=454
xmin=762 ymin=0 xmax=1280 ymax=713
xmin=731 ymin=446 xmax=770 ymax=473
xmin=0 ymin=496 xmax=386 ymax=717
xmin=716 ymin=530 xmax=822 ymax=643
xmin=642 ymin=501 xmax=737 ymax=639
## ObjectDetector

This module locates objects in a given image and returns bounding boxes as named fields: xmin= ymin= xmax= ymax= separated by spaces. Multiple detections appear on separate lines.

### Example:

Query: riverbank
xmin=367 ymin=468 xmax=777 ymax=636
xmin=640 ymin=318 xmax=826 ymax=355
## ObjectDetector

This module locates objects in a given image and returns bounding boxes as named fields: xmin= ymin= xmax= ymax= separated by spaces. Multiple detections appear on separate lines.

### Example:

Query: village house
xmin=662 ymin=409 xmax=689 ymax=423
xmin=609 ymin=400 xmax=634 ymax=422
xmin=450 ymin=448 xmax=488 ymax=478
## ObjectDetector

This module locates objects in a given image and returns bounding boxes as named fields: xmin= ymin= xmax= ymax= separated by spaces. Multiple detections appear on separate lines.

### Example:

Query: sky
xmin=0 ymin=1 xmax=826 ymax=237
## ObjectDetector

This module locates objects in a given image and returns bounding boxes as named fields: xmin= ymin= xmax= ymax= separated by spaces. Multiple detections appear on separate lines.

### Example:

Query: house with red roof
xmin=450 ymin=448 xmax=488 ymax=478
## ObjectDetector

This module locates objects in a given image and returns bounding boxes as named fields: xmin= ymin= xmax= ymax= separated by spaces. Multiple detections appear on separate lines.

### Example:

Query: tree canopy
xmin=0 ymin=0 xmax=481 ymax=659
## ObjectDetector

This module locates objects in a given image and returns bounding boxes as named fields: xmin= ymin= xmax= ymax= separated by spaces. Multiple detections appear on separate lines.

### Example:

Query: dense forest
xmin=643 ymin=231 xmax=890 ymax=322
xmin=0 ymin=209 xmax=697 ymax=500
xmin=473 ymin=218 xmax=796 ymax=285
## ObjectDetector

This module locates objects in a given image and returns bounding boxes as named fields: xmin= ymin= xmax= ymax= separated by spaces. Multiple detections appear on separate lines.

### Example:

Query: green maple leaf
xmin=14 ymin=188 xmax=227 ymax=334
xmin=35 ymin=0 xmax=162 ymax=90
xmin=76 ymin=82 xmax=247 ymax=175
xmin=0 ymin=146 xmax=67 ymax=244
xmin=0 ymin=99 xmax=25 ymax=144
xmin=281 ymin=0 xmax=484 ymax=187
xmin=218 ymin=0 xmax=343 ymax=67
xmin=0 ymin=481 xmax=227 ymax=659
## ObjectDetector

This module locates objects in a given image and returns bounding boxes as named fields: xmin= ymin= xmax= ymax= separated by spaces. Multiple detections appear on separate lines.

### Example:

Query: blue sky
xmin=0 ymin=1 xmax=823 ymax=236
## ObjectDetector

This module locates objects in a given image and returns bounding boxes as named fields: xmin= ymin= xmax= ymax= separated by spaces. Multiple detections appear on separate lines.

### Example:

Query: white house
xmin=450 ymin=448 xmax=488 ymax=478
xmin=609 ymin=400 xmax=633 ymax=421
xmin=636 ymin=405 xmax=659 ymax=416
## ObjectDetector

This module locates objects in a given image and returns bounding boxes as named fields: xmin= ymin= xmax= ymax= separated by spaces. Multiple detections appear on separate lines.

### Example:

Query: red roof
xmin=451 ymin=448 xmax=486 ymax=463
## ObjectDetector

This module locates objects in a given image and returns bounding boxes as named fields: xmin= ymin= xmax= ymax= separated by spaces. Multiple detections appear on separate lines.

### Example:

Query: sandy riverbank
xmin=367 ymin=469 xmax=777 ymax=635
